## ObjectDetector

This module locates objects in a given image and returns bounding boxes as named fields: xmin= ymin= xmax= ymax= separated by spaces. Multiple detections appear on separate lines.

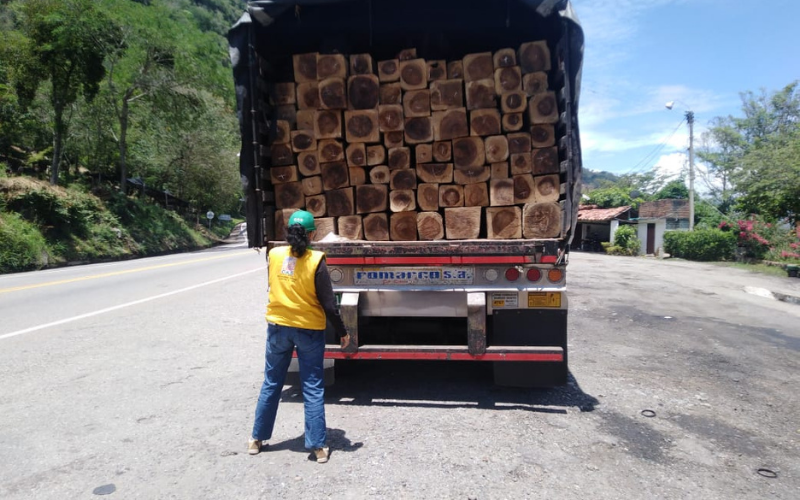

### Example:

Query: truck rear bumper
xmin=321 ymin=345 xmax=563 ymax=362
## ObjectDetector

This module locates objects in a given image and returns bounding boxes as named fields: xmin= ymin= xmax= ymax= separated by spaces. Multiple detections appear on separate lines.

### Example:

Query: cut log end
xmin=326 ymin=187 xmax=355 ymax=217
xmin=390 ymin=212 xmax=418 ymax=241
xmin=314 ymin=110 xmax=342 ymax=140
xmin=519 ymin=41 xmax=552 ymax=74
xmin=389 ymin=189 xmax=417 ymax=213
xmin=356 ymin=184 xmax=388 ymax=214
xmin=445 ymin=207 xmax=482 ymax=240
xmin=364 ymin=213 xmax=390 ymax=241
xmin=487 ymin=206 xmax=522 ymax=239
xmin=348 ymin=75 xmax=380 ymax=110
xmin=523 ymin=202 xmax=561 ymax=238
xmin=417 ymin=212 xmax=445 ymax=240
xmin=338 ymin=215 xmax=364 ymax=240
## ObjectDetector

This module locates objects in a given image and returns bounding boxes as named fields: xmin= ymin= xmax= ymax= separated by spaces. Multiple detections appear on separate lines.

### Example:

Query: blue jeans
xmin=252 ymin=323 xmax=327 ymax=449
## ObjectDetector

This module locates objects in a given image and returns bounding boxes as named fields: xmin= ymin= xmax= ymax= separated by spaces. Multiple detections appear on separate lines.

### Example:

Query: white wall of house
xmin=610 ymin=220 xmax=620 ymax=243
xmin=637 ymin=219 xmax=667 ymax=256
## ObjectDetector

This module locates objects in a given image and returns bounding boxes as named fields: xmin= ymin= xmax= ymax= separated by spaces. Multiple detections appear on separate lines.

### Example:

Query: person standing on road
xmin=249 ymin=210 xmax=350 ymax=463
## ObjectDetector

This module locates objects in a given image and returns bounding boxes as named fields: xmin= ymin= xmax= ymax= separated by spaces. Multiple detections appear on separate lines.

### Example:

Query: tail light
xmin=505 ymin=268 xmax=521 ymax=281
xmin=526 ymin=268 xmax=542 ymax=282
xmin=547 ymin=269 xmax=564 ymax=282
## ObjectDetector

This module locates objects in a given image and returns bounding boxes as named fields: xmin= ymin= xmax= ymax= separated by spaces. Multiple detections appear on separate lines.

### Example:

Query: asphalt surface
xmin=0 ymin=247 xmax=798 ymax=499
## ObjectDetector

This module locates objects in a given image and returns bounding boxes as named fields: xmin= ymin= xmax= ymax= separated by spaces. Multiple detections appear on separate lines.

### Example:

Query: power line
xmin=623 ymin=118 xmax=686 ymax=176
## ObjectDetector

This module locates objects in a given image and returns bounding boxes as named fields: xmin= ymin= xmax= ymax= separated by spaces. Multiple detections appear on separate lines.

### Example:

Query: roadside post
xmin=206 ymin=210 xmax=214 ymax=229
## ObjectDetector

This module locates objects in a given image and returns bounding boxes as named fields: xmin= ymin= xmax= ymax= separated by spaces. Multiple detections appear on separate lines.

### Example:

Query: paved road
xmin=0 ymin=249 xmax=798 ymax=499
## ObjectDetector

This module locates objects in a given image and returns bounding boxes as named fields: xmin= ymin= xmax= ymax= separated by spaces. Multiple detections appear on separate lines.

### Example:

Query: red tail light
xmin=526 ymin=268 xmax=542 ymax=282
xmin=505 ymin=268 xmax=521 ymax=281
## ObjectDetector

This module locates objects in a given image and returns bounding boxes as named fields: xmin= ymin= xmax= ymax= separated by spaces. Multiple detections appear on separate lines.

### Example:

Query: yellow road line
xmin=0 ymin=251 xmax=255 ymax=294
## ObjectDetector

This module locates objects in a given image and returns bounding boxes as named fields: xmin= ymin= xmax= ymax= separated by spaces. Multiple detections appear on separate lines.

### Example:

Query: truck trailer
xmin=228 ymin=0 xmax=584 ymax=387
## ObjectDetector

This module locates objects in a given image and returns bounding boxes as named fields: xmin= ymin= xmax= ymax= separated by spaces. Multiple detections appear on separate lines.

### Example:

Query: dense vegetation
xmin=582 ymin=82 xmax=800 ymax=263
xmin=0 ymin=0 xmax=246 ymax=272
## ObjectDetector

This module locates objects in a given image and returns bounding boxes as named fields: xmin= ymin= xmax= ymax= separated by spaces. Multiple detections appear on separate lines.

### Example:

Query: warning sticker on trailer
xmin=492 ymin=292 xmax=519 ymax=309
xmin=528 ymin=292 xmax=562 ymax=308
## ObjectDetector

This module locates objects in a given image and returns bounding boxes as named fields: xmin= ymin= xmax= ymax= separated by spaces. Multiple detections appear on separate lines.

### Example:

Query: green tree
xmin=11 ymin=0 xmax=120 ymax=185
xmin=653 ymin=179 xmax=689 ymax=200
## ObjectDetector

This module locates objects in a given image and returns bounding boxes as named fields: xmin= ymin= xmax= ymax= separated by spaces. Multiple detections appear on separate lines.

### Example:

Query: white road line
xmin=0 ymin=267 xmax=263 ymax=341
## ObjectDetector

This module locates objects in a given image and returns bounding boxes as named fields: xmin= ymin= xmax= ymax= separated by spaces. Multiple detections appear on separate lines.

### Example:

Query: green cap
xmin=289 ymin=210 xmax=316 ymax=232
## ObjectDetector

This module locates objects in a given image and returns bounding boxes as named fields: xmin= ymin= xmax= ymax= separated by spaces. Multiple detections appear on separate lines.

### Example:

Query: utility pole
xmin=686 ymin=110 xmax=695 ymax=231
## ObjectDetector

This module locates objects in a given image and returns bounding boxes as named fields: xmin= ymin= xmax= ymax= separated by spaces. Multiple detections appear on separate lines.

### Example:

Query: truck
xmin=228 ymin=0 xmax=584 ymax=387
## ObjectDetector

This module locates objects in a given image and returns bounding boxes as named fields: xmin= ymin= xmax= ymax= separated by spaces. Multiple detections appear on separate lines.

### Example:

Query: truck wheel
xmin=492 ymin=361 xmax=567 ymax=388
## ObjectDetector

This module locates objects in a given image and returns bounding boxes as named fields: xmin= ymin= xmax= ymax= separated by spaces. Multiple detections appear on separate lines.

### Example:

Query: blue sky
xmin=572 ymin=0 xmax=800 ymax=183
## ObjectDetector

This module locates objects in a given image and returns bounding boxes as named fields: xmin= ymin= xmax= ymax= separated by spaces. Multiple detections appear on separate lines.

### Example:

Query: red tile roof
xmin=577 ymin=205 xmax=631 ymax=222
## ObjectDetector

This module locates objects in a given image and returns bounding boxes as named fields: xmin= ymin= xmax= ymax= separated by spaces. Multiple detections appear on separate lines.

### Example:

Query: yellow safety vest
xmin=265 ymin=246 xmax=327 ymax=331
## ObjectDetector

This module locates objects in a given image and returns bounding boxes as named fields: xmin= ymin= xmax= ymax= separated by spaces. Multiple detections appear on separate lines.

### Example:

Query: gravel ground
xmin=1 ymin=251 xmax=798 ymax=499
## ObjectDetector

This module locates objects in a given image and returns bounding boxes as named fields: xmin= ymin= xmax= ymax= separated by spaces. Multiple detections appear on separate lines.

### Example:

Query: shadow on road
xmin=282 ymin=360 xmax=598 ymax=415
xmin=267 ymin=428 xmax=364 ymax=458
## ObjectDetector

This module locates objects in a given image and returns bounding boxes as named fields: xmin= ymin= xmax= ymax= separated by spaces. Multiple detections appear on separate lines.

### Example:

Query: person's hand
xmin=340 ymin=333 xmax=351 ymax=350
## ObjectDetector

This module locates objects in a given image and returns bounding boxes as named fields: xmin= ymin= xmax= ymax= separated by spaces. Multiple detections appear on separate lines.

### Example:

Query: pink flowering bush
xmin=720 ymin=216 xmax=800 ymax=262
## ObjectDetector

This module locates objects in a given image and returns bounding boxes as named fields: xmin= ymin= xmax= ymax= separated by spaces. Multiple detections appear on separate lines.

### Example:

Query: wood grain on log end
xmin=321 ymin=161 xmax=350 ymax=190
xmin=533 ymin=147 xmax=560 ymax=175
xmin=312 ymin=217 xmax=337 ymax=242
xmin=523 ymin=202 xmax=561 ymax=238
xmin=270 ymin=165 xmax=298 ymax=185
xmin=350 ymin=54 xmax=373 ymax=75
xmin=427 ymin=60 xmax=447 ymax=81
xmin=367 ymin=145 xmax=385 ymax=166
xmin=291 ymin=130 xmax=316 ymax=153
xmin=399 ymin=59 xmax=427 ymax=91
xmin=445 ymin=206 xmax=482 ymax=240
xmin=338 ymin=215 xmax=364 ymax=240
xmin=314 ymin=110 xmax=342 ymax=140
xmin=345 ymin=110 xmax=380 ymax=143
xmin=534 ymin=174 xmax=560 ymax=203
xmin=469 ymin=109 xmax=502 ymax=137
xmin=465 ymin=182 xmax=489 ymax=207
xmin=380 ymin=83 xmax=403 ymax=105
xmin=306 ymin=194 xmax=326 ymax=217
xmin=349 ymin=166 xmax=366 ymax=186
xmin=404 ymin=116 xmax=433 ymax=144
xmin=454 ymin=165 xmax=490 ymax=185
xmin=493 ymin=48 xmax=517 ymax=69
xmin=346 ymin=142 xmax=366 ymax=167
xmin=491 ymin=162 xmax=509 ymax=179
xmin=275 ymin=181 xmax=305 ymax=209
xmin=494 ymin=66 xmax=522 ymax=94
xmin=529 ymin=91 xmax=559 ymax=124
xmin=466 ymin=79 xmax=497 ymax=110
xmin=433 ymin=108 xmax=469 ymax=141
xmin=487 ymin=206 xmax=522 ymax=239
xmin=463 ymin=52 xmax=493 ymax=82
xmin=433 ymin=141 xmax=452 ymax=162
xmin=378 ymin=59 xmax=400 ymax=82
xmin=390 ymin=168 xmax=417 ymax=190
xmin=417 ymin=163 xmax=453 ymax=183
xmin=518 ymin=41 xmax=551 ymax=74
xmin=508 ymin=132 xmax=532 ymax=154
xmin=318 ymin=78 xmax=347 ymax=109
xmin=490 ymin=178 xmax=515 ymax=206
xmin=530 ymin=124 xmax=556 ymax=148
xmin=439 ymin=184 xmax=465 ymax=208
xmin=301 ymin=176 xmax=323 ymax=196
xmin=447 ymin=60 xmax=464 ymax=79
xmin=430 ymin=79 xmax=464 ymax=111
xmin=510 ymin=152 xmax=532 ymax=175
xmin=378 ymin=104 xmax=404 ymax=132
xmin=270 ymin=143 xmax=293 ymax=166
xmin=397 ymin=48 xmax=417 ymax=61
xmin=417 ymin=183 xmax=440 ymax=211
xmin=389 ymin=190 xmax=416 ymax=213
xmin=390 ymin=211 xmax=418 ymax=241
xmin=269 ymin=82 xmax=296 ymax=106
xmin=404 ymin=89 xmax=431 ymax=117
xmin=364 ymin=213 xmax=389 ymax=241
xmin=293 ymin=52 xmax=318 ymax=83
xmin=368 ymin=165 xmax=390 ymax=184
xmin=384 ymin=131 xmax=404 ymax=149
xmin=501 ymin=90 xmax=527 ymax=114
xmin=296 ymin=82 xmax=320 ymax=109
xmin=387 ymin=147 xmax=411 ymax=170
xmin=271 ymin=120 xmax=291 ymax=145
xmin=318 ymin=139 xmax=344 ymax=163
xmin=348 ymin=74 xmax=380 ymax=110
xmin=523 ymin=72 xmax=548 ymax=96
xmin=417 ymin=212 xmax=444 ymax=240
xmin=317 ymin=54 xmax=347 ymax=80
xmin=484 ymin=135 xmax=509 ymax=163
xmin=356 ymin=184 xmax=388 ymax=214
xmin=326 ymin=187 xmax=355 ymax=217
xmin=415 ymin=144 xmax=433 ymax=164
xmin=514 ymin=174 xmax=536 ymax=204
xmin=452 ymin=137 xmax=486 ymax=169
xmin=502 ymin=113 xmax=524 ymax=132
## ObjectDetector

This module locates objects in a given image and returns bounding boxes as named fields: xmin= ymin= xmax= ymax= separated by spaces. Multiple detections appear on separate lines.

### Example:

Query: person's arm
xmin=315 ymin=259 xmax=348 ymax=338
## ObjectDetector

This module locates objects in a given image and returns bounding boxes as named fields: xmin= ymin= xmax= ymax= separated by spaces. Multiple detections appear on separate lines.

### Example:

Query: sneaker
xmin=248 ymin=438 xmax=262 ymax=455
xmin=313 ymin=446 xmax=330 ymax=463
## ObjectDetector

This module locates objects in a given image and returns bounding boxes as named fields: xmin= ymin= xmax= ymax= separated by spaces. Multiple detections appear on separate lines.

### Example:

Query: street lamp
xmin=665 ymin=100 xmax=695 ymax=230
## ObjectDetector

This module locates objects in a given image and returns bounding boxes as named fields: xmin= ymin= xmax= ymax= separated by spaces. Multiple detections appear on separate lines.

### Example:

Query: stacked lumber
xmin=260 ymin=43 xmax=563 ymax=241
